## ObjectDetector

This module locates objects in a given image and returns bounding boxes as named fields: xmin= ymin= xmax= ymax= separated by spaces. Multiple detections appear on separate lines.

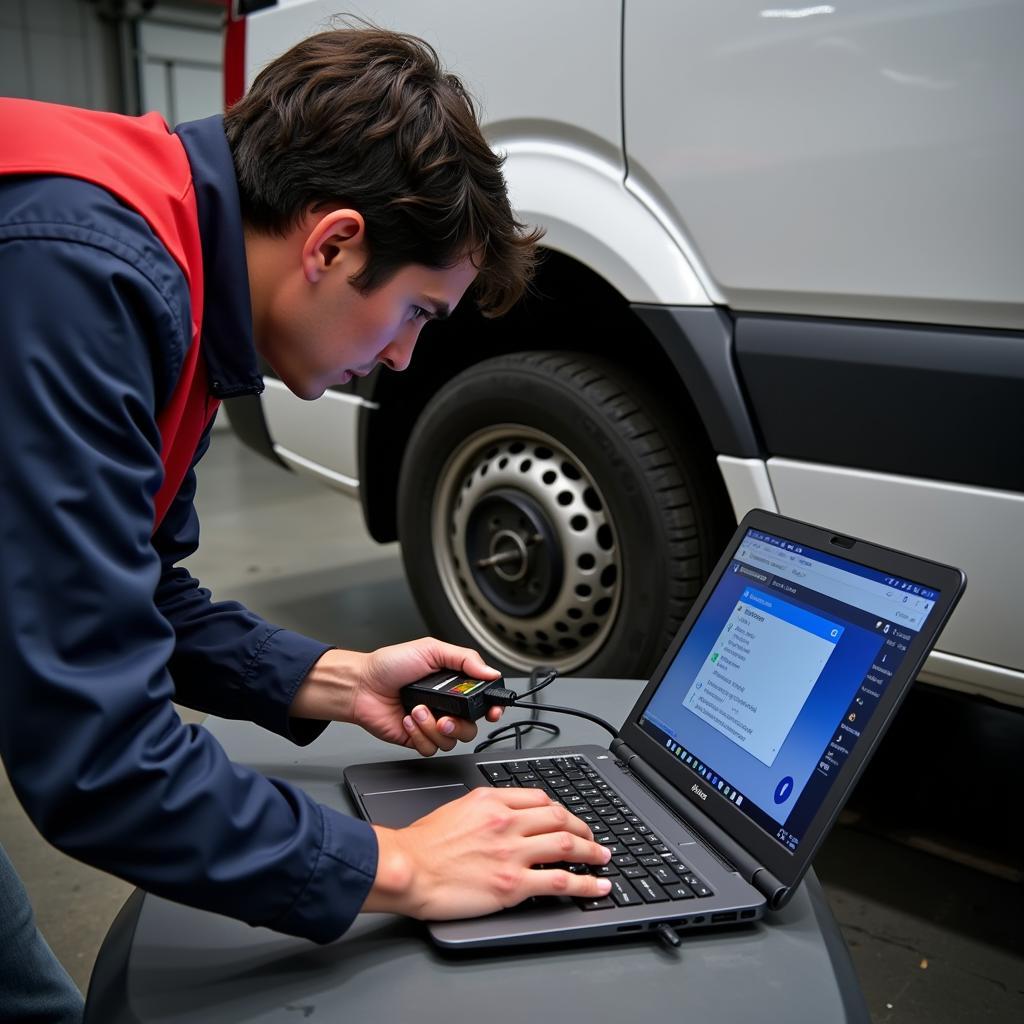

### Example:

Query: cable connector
xmin=483 ymin=686 xmax=519 ymax=707
xmin=656 ymin=922 xmax=682 ymax=949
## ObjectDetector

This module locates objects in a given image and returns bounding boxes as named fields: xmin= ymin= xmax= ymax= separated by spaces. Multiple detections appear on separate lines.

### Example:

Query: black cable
xmin=474 ymin=666 xmax=561 ymax=753
xmin=474 ymin=718 xmax=559 ymax=753
xmin=511 ymin=700 xmax=619 ymax=740
xmin=516 ymin=667 xmax=558 ymax=700
xmin=474 ymin=666 xmax=621 ymax=750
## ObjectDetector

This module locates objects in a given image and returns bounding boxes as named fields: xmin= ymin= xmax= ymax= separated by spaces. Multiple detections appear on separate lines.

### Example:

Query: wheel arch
xmin=359 ymin=248 xmax=744 ymax=547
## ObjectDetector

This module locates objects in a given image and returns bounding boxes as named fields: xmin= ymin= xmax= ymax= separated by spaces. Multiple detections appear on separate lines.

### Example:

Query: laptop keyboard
xmin=479 ymin=755 xmax=715 ymax=911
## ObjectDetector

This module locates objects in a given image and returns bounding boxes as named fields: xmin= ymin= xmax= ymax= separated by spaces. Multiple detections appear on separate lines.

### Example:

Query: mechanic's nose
xmin=379 ymin=328 xmax=419 ymax=372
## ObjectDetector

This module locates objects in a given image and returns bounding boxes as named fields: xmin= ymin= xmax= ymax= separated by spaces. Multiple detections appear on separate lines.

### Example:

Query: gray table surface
xmin=86 ymin=678 xmax=869 ymax=1023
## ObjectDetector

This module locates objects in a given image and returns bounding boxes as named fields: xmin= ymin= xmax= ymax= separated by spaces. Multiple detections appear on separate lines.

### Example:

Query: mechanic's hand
xmin=291 ymin=640 xmax=504 ymax=754
xmin=364 ymin=787 xmax=613 ymax=918
xmin=354 ymin=638 xmax=504 ymax=754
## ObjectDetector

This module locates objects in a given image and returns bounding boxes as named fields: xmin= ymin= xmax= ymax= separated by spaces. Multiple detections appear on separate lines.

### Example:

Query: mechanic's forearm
xmin=289 ymin=647 xmax=368 ymax=723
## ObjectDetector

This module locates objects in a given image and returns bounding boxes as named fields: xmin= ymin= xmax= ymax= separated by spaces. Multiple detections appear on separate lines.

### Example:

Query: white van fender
xmin=498 ymin=139 xmax=718 ymax=307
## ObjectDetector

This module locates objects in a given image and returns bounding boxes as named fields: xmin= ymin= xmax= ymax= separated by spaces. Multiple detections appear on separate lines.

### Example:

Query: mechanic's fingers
xmin=485 ymin=705 xmax=504 ymax=723
xmin=435 ymin=715 xmax=478 ymax=744
xmin=514 ymin=804 xmax=595 ymax=841
xmin=402 ymin=714 xmax=437 ymax=756
xmin=521 ymin=868 xmax=613 ymax=902
xmin=423 ymin=640 xmax=501 ymax=682
xmin=406 ymin=705 xmax=458 ymax=753
xmin=402 ymin=712 xmax=450 ymax=756
xmin=521 ymin=832 xmax=611 ymax=868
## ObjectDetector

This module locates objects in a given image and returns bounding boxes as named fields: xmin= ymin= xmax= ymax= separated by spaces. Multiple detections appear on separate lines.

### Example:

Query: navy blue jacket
xmin=0 ymin=116 xmax=377 ymax=943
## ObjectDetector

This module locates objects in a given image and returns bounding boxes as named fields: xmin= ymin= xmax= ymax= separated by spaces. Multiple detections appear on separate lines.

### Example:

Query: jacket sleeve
xmin=152 ymin=423 xmax=332 ymax=746
xmin=0 ymin=212 xmax=376 ymax=943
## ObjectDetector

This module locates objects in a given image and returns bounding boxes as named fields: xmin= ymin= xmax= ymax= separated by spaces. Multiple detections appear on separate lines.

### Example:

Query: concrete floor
xmin=2 ymin=429 xmax=1021 ymax=1020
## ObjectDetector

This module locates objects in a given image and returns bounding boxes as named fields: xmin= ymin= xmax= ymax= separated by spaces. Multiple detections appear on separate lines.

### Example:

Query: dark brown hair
xmin=224 ymin=26 xmax=541 ymax=316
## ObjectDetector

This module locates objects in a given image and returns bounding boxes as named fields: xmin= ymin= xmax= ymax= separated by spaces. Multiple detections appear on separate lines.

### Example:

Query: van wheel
xmin=397 ymin=351 xmax=722 ymax=677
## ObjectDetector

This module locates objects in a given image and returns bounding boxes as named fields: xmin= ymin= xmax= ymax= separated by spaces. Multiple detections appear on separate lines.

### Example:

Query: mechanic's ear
xmin=302 ymin=209 xmax=365 ymax=282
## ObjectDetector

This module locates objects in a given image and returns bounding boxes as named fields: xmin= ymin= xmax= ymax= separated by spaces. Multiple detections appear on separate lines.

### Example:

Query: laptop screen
xmin=636 ymin=527 xmax=942 ymax=855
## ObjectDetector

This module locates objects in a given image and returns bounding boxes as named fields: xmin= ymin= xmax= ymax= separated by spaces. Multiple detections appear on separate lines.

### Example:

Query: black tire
xmin=396 ymin=351 xmax=722 ymax=677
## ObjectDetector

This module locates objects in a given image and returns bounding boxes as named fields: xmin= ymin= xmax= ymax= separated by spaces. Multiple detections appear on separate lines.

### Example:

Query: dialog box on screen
xmin=683 ymin=587 xmax=844 ymax=767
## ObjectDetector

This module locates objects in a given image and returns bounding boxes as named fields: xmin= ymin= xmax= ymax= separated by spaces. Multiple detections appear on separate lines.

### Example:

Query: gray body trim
xmin=736 ymin=316 xmax=1024 ymax=492
xmin=631 ymin=305 xmax=761 ymax=458
xmin=221 ymin=395 xmax=286 ymax=469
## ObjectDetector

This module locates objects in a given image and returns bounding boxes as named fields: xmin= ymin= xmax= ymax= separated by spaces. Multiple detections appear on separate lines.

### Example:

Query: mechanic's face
xmin=253 ymin=210 xmax=478 ymax=400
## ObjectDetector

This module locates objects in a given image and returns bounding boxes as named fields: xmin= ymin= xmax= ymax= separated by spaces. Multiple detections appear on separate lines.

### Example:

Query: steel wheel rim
xmin=431 ymin=424 xmax=622 ymax=672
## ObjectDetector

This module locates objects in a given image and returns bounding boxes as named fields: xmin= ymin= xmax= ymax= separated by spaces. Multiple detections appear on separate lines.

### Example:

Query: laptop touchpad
xmin=361 ymin=784 xmax=470 ymax=828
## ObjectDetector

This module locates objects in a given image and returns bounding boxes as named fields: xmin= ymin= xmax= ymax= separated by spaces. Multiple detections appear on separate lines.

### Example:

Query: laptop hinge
xmin=615 ymin=745 xmax=789 ymax=908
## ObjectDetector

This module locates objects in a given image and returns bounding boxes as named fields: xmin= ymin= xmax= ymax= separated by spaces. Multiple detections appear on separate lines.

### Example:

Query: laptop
xmin=344 ymin=509 xmax=965 ymax=947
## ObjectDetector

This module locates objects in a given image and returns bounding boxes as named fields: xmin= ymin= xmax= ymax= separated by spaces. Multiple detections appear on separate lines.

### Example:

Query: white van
xmin=224 ymin=0 xmax=1024 ymax=707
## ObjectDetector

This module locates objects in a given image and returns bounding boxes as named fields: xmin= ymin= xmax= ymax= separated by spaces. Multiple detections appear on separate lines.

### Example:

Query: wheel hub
xmin=432 ymin=426 xmax=621 ymax=672
xmin=465 ymin=488 xmax=563 ymax=616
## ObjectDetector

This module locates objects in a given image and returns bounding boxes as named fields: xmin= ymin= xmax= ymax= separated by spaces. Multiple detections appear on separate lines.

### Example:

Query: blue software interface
xmin=637 ymin=528 xmax=940 ymax=853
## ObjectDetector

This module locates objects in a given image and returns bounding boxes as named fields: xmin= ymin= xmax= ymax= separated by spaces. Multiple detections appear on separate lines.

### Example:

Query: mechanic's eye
xmin=410 ymin=305 xmax=431 ymax=322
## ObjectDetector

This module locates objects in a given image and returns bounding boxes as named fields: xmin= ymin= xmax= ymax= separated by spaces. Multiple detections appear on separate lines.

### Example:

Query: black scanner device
xmin=399 ymin=670 xmax=510 ymax=721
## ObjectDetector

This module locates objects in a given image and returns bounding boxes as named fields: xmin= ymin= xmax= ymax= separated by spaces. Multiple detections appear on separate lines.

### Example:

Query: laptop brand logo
xmin=691 ymin=783 xmax=708 ymax=801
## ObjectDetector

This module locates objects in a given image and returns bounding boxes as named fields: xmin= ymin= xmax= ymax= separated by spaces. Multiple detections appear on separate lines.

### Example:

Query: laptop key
xmin=620 ymin=834 xmax=644 ymax=847
xmin=612 ymin=853 xmax=638 ymax=867
xmin=638 ymin=855 xmax=663 ymax=867
xmin=665 ymin=883 xmax=695 ymax=900
xmin=634 ymin=877 xmax=669 ymax=903
xmin=622 ymin=865 xmax=648 ymax=879
xmin=608 ymin=879 xmax=642 ymax=906
xmin=493 ymin=780 xmax=517 ymax=788
xmin=481 ymin=765 xmax=511 ymax=782
xmin=682 ymin=874 xmax=714 ymax=897
xmin=594 ymin=863 xmax=620 ymax=877
xmin=576 ymin=896 xmax=616 ymax=911
xmin=651 ymin=864 xmax=680 ymax=885
xmin=630 ymin=843 xmax=654 ymax=856
xmin=590 ymin=823 xmax=610 ymax=835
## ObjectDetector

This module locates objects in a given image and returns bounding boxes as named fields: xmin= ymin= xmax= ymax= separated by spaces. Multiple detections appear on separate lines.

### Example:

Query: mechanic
xmin=0 ymin=27 xmax=611 ymax=1023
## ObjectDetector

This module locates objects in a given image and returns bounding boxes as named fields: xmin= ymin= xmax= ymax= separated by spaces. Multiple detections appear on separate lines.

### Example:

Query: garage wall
xmin=138 ymin=4 xmax=223 ymax=123
xmin=0 ymin=0 xmax=224 ymax=121
xmin=0 ymin=0 xmax=119 ymax=110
